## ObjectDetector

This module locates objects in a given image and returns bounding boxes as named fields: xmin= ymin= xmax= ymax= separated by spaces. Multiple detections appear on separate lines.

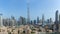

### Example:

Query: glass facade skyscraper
xmin=55 ymin=10 xmax=59 ymax=32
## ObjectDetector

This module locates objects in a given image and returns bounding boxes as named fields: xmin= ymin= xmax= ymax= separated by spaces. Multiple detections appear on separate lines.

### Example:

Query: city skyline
xmin=0 ymin=0 xmax=60 ymax=34
xmin=0 ymin=0 xmax=60 ymax=20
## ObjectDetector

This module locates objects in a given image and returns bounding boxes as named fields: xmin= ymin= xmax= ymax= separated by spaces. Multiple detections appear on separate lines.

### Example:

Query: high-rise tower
xmin=11 ymin=16 xmax=16 ymax=27
xmin=42 ymin=14 xmax=44 ymax=26
xmin=55 ymin=10 xmax=58 ymax=24
xmin=0 ymin=14 xmax=3 ymax=26
xmin=37 ymin=17 xmax=40 ymax=24
xmin=59 ymin=14 xmax=60 ymax=24
xmin=27 ymin=0 xmax=30 ymax=24
xmin=54 ymin=10 xmax=59 ymax=32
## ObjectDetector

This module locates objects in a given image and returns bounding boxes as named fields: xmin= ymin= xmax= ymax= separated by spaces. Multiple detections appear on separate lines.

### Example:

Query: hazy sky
xmin=0 ymin=0 xmax=60 ymax=20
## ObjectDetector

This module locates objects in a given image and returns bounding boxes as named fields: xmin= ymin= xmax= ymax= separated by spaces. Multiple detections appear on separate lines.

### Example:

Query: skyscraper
xmin=18 ymin=16 xmax=27 ymax=25
xmin=0 ymin=14 xmax=3 ymax=26
xmin=55 ymin=10 xmax=59 ymax=24
xmin=3 ymin=18 xmax=8 ymax=26
xmin=23 ymin=18 xmax=27 ymax=25
xmin=42 ymin=14 xmax=44 ymax=26
xmin=18 ymin=16 xmax=23 ymax=26
xmin=59 ymin=14 xmax=60 ymax=24
xmin=37 ymin=17 xmax=40 ymax=24
xmin=30 ymin=20 xmax=33 ymax=25
xmin=46 ymin=18 xmax=53 ymax=27
xmin=20 ymin=16 xmax=23 ymax=25
xmin=34 ymin=20 xmax=36 ymax=25
xmin=27 ymin=0 xmax=30 ymax=24
xmin=50 ymin=18 xmax=52 ymax=23
xmin=55 ymin=10 xmax=59 ymax=32
xmin=11 ymin=16 xmax=16 ymax=27
xmin=59 ymin=14 xmax=60 ymax=32
xmin=47 ymin=19 xmax=50 ymax=25
xmin=49 ymin=18 xmax=53 ymax=25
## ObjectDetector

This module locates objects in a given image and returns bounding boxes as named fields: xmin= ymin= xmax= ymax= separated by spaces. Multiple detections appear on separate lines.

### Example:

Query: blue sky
xmin=0 ymin=0 xmax=60 ymax=20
